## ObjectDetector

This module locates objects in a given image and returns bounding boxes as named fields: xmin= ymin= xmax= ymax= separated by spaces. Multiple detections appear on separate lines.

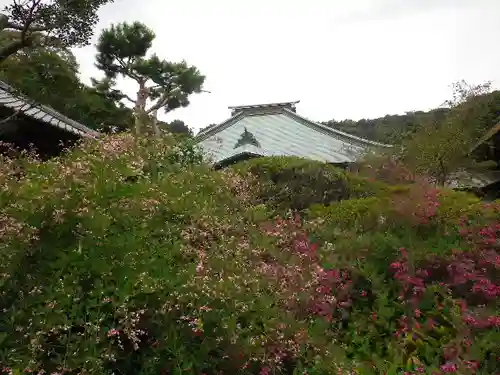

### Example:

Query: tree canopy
xmin=0 ymin=30 xmax=134 ymax=132
xmin=321 ymin=81 xmax=498 ymax=145
xmin=0 ymin=0 xmax=113 ymax=63
xmin=342 ymin=81 xmax=499 ymax=186
xmin=94 ymin=21 xmax=205 ymax=136
xmin=159 ymin=119 xmax=193 ymax=137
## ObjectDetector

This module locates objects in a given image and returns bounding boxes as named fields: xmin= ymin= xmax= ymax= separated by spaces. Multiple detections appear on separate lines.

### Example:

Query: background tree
xmin=94 ymin=21 xmax=205 ymax=137
xmin=0 ymin=31 xmax=81 ymax=103
xmin=160 ymin=119 xmax=193 ymax=137
xmin=71 ymin=81 xmax=135 ymax=133
xmin=401 ymin=81 xmax=494 ymax=186
xmin=320 ymin=81 xmax=498 ymax=145
xmin=0 ymin=0 xmax=112 ymax=63
xmin=0 ymin=31 xmax=134 ymax=131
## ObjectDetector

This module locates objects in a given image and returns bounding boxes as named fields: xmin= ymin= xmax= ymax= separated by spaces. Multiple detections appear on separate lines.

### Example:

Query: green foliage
xmin=0 ymin=134 xmax=249 ymax=374
xmin=0 ymin=38 xmax=81 ymax=104
xmin=95 ymin=21 xmax=156 ymax=78
xmin=399 ymin=81 xmax=496 ymax=186
xmin=233 ymin=156 xmax=389 ymax=211
xmin=95 ymin=21 xmax=205 ymax=135
xmin=321 ymin=108 xmax=450 ymax=144
xmin=321 ymin=83 xmax=500 ymax=147
xmin=160 ymin=119 xmax=193 ymax=137
xmin=402 ymin=118 xmax=473 ymax=185
xmin=0 ymin=39 xmax=134 ymax=131
xmin=0 ymin=0 xmax=113 ymax=62
xmin=1 ymin=145 xmax=499 ymax=375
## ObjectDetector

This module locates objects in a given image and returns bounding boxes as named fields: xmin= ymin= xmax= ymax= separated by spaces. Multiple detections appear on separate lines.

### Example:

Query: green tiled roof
xmin=196 ymin=103 xmax=391 ymax=165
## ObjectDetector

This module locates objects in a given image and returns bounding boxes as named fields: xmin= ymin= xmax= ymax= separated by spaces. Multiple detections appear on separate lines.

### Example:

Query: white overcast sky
xmin=70 ymin=0 xmax=500 ymax=132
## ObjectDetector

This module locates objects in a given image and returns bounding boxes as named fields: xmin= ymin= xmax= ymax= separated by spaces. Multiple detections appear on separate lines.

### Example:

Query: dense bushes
xmin=306 ymin=185 xmax=500 ymax=374
xmin=1 ymin=142 xmax=499 ymax=374
xmin=232 ymin=157 xmax=389 ymax=211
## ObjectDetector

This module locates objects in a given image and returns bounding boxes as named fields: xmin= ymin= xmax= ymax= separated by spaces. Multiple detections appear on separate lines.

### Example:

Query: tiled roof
xmin=469 ymin=121 xmax=500 ymax=153
xmin=228 ymin=101 xmax=300 ymax=110
xmin=0 ymin=80 xmax=99 ymax=138
xmin=197 ymin=105 xmax=391 ymax=149
xmin=196 ymin=101 xmax=392 ymax=165
xmin=446 ymin=170 xmax=500 ymax=189
xmin=196 ymin=109 xmax=391 ymax=165
xmin=228 ymin=101 xmax=300 ymax=115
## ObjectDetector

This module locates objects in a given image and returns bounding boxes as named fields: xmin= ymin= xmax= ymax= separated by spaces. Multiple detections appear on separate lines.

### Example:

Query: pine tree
xmin=94 ymin=21 xmax=205 ymax=137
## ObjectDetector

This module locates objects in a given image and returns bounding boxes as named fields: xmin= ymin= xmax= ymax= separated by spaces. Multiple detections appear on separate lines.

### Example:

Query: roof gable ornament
xmin=234 ymin=127 xmax=260 ymax=149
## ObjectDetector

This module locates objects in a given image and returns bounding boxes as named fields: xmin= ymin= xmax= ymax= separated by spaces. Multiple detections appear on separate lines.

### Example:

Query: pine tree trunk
xmin=151 ymin=109 xmax=160 ymax=139
xmin=134 ymin=81 xmax=148 ymax=135
xmin=133 ymin=113 xmax=141 ymax=137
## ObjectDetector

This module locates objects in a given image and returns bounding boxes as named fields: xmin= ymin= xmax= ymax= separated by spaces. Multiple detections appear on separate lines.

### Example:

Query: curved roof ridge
xmin=228 ymin=100 xmax=300 ymax=110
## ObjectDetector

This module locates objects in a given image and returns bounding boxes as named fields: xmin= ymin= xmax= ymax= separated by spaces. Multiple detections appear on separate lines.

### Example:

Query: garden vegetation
xmin=0 ymin=134 xmax=498 ymax=375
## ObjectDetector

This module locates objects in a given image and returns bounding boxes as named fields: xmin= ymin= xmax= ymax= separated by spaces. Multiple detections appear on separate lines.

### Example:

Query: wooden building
xmin=0 ymin=80 xmax=98 ymax=158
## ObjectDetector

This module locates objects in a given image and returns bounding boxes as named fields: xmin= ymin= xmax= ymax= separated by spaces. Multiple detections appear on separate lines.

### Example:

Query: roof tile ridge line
xmin=36 ymin=101 xmax=99 ymax=136
xmin=1 ymin=79 xmax=98 ymax=136
xmin=228 ymin=100 xmax=300 ymax=109
xmin=195 ymin=111 xmax=245 ymax=141
xmin=282 ymin=108 xmax=393 ymax=148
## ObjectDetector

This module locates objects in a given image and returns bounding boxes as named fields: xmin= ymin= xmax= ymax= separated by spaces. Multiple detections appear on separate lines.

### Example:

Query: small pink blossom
xmin=196 ymin=262 xmax=204 ymax=273
xmin=107 ymin=328 xmax=120 ymax=337
xmin=440 ymin=362 xmax=457 ymax=373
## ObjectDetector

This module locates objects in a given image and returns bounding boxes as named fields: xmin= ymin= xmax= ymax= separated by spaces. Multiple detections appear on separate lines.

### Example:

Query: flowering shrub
xmin=306 ymin=178 xmax=500 ymax=374
xmin=353 ymin=153 xmax=418 ymax=186
xmin=1 ymin=147 xmax=499 ymax=375
xmin=233 ymin=157 xmax=389 ymax=211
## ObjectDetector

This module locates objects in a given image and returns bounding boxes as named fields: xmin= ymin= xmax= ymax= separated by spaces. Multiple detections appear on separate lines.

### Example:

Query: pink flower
xmin=107 ymin=328 xmax=120 ymax=337
xmin=440 ymin=362 xmax=457 ymax=373
xmin=390 ymin=261 xmax=402 ymax=270
xmin=260 ymin=366 xmax=271 ymax=375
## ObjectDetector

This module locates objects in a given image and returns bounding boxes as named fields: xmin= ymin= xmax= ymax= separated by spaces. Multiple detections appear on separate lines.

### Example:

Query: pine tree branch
xmin=122 ymin=94 xmax=136 ymax=104
xmin=145 ymin=93 xmax=169 ymax=115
